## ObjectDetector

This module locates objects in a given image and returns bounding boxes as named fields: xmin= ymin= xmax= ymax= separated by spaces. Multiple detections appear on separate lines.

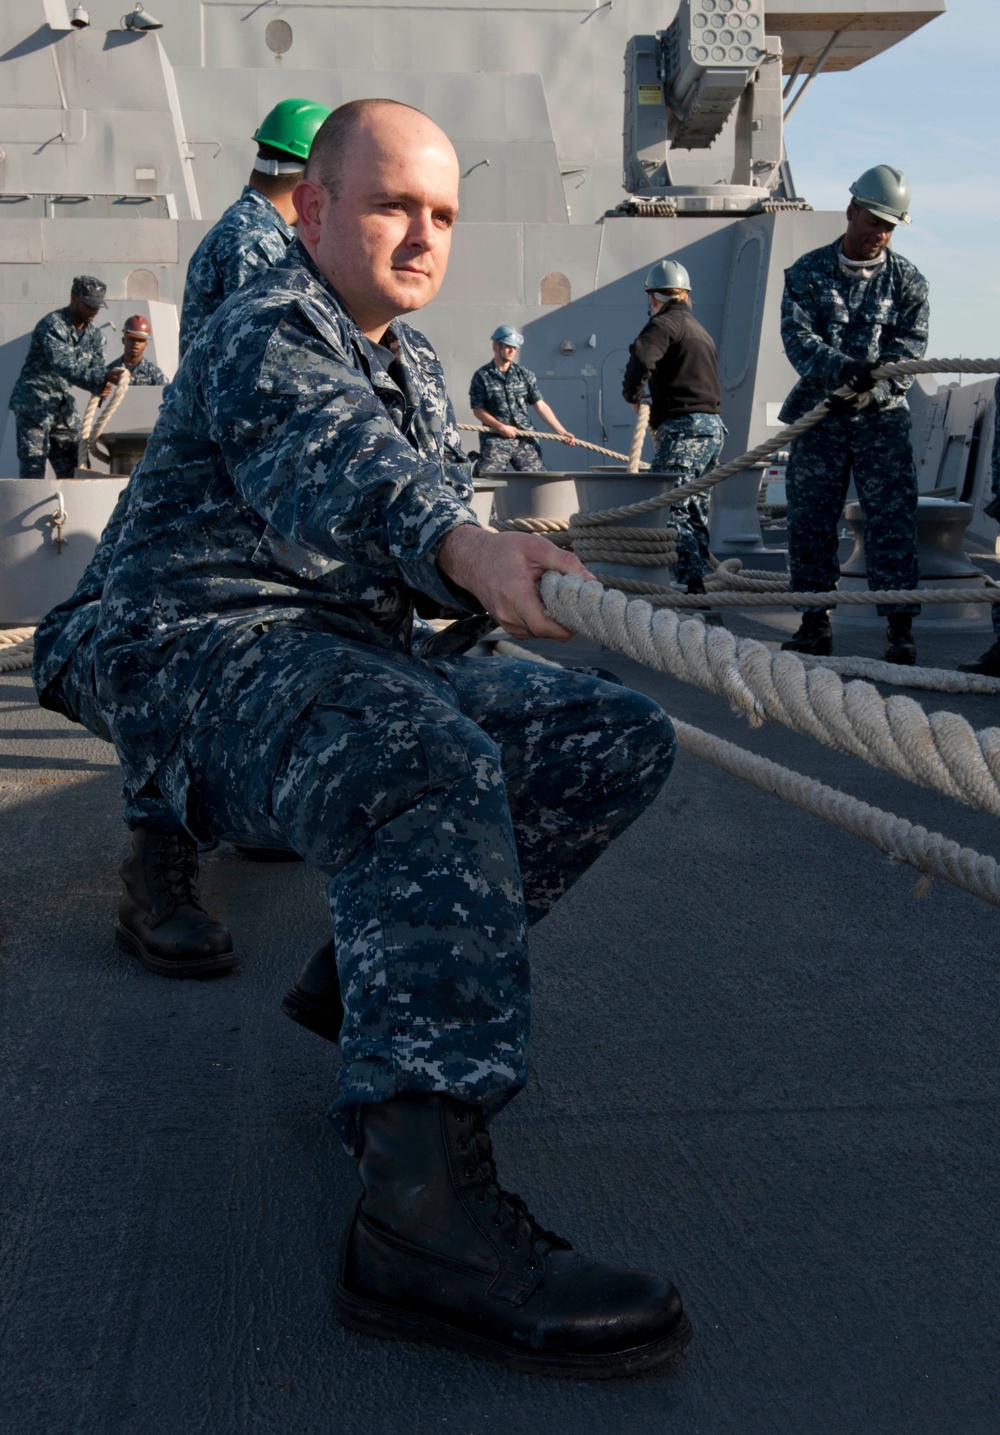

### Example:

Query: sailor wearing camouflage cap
xmin=8 ymin=276 xmax=117 ymax=478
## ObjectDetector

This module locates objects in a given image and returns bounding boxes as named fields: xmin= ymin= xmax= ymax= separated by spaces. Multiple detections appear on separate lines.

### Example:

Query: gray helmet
xmin=644 ymin=259 xmax=691 ymax=294
xmin=849 ymin=165 xmax=911 ymax=226
xmin=491 ymin=324 xmax=524 ymax=348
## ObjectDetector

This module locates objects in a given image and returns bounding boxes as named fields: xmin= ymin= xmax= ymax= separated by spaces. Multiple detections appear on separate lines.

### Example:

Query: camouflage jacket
xmin=178 ymin=186 xmax=295 ymax=355
xmin=109 ymin=354 xmax=167 ymax=386
xmin=779 ymin=239 xmax=929 ymax=423
xmin=469 ymin=361 xmax=542 ymax=431
xmin=8 ymin=308 xmax=107 ymax=422
xmin=33 ymin=484 xmax=129 ymax=702
xmin=94 ymin=239 xmax=480 ymax=793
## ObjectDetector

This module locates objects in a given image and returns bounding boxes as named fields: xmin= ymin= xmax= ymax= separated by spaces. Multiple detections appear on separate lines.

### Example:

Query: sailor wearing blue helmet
xmin=470 ymin=324 xmax=576 ymax=473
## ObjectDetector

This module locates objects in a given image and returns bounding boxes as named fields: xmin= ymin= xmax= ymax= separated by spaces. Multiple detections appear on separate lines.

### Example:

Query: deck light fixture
xmin=121 ymin=3 xmax=164 ymax=30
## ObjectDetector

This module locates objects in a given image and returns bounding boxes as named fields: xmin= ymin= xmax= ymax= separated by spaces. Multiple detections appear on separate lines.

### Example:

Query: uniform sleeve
xmin=38 ymin=318 xmax=107 ymax=395
xmin=218 ymin=229 xmax=284 ymax=297
xmin=469 ymin=367 xmax=487 ymax=410
xmin=208 ymin=311 xmax=478 ymax=612
xmin=622 ymin=316 xmax=670 ymax=401
xmin=873 ymin=268 xmax=929 ymax=402
xmin=524 ymin=369 xmax=542 ymax=405
xmin=780 ymin=264 xmax=853 ymax=391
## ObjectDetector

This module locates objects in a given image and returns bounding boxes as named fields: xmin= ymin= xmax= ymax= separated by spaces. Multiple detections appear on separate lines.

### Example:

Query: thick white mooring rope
xmin=493 ymin=638 xmax=1000 ymax=910
xmin=0 ymin=628 xmax=34 ymax=673
xmin=540 ymin=573 xmax=1000 ymax=817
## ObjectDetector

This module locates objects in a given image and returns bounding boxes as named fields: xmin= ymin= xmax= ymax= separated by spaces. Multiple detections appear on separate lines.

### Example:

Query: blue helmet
xmin=491 ymin=325 xmax=525 ymax=348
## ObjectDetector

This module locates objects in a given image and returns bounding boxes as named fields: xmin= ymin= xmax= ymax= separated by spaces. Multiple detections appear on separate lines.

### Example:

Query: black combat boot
xmin=685 ymin=574 xmax=723 ymax=627
xmin=884 ymin=614 xmax=916 ymax=666
xmin=957 ymin=638 xmax=1000 ymax=677
xmin=281 ymin=939 xmax=344 ymax=1042
xmin=781 ymin=610 xmax=833 ymax=655
xmin=333 ymin=1094 xmax=692 ymax=1379
xmin=115 ymin=826 xmax=238 ymax=977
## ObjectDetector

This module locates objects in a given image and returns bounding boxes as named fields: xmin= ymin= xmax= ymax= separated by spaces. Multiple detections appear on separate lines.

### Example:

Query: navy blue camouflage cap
xmin=71 ymin=275 xmax=107 ymax=308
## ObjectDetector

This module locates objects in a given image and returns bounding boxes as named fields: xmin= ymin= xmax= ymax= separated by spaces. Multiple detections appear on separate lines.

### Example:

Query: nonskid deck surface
xmin=2 ymin=617 xmax=998 ymax=1435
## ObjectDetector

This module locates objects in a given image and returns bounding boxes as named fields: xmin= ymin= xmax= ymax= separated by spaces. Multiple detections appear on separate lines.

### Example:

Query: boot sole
xmin=114 ymin=923 xmax=239 ymax=978
xmin=331 ymin=1279 xmax=693 ymax=1380
xmin=280 ymin=986 xmax=342 ymax=1043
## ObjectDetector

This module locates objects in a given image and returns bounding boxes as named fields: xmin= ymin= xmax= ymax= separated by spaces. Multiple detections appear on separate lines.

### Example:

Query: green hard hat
xmin=252 ymin=98 xmax=331 ymax=163
xmin=644 ymin=258 xmax=691 ymax=294
xmin=849 ymin=164 xmax=911 ymax=226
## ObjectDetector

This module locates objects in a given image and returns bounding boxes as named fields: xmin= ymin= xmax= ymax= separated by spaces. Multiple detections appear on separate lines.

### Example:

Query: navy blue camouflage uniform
xmin=985 ymin=377 xmax=1000 ymax=637
xmin=780 ymin=239 xmax=929 ymax=616
xmin=91 ymin=239 xmax=676 ymax=1152
xmin=33 ymin=191 xmax=288 ymax=824
xmin=469 ymin=360 xmax=546 ymax=474
xmin=9 ymin=308 xmax=108 ymax=478
xmin=179 ymin=185 xmax=294 ymax=354
xmin=623 ymin=300 xmax=724 ymax=585
xmin=109 ymin=353 xmax=167 ymax=386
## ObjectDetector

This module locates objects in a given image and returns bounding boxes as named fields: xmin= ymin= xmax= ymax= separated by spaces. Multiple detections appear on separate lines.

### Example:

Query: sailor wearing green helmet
xmin=179 ymin=98 xmax=332 ymax=353
xmin=779 ymin=164 xmax=929 ymax=666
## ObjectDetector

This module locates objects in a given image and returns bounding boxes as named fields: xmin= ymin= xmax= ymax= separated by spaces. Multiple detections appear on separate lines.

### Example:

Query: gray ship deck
xmin=2 ymin=612 xmax=998 ymax=1435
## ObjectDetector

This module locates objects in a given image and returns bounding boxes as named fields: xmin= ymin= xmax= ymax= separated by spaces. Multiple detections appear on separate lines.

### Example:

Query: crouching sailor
xmin=87 ymin=98 xmax=690 ymax=1378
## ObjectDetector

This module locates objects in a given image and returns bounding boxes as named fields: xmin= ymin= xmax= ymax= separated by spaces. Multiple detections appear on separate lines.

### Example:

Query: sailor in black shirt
xmin=622 ymin=260 xmax=724 ymax=590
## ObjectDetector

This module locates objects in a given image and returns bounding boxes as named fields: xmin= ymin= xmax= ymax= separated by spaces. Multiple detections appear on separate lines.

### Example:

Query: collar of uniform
xmin=280 ymin=237 xmax=420 ymax=401
xmin=238 ymin=184 xmax=295 ymax=243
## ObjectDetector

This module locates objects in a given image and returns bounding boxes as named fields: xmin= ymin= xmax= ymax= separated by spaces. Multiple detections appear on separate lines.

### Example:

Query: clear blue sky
xmin=782 ymin=0 xmax=999 ymax=368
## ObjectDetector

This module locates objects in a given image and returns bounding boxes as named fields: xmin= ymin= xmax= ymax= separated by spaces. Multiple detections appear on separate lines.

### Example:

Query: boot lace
xmin=455 ymin=1109 xmax=572 ymax=1269
xmin=154 ymin=833 xmax=201 ymax=905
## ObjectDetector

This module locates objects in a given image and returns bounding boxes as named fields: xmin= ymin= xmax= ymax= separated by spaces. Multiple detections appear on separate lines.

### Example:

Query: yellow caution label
xmin=638 ymin=84 xmax=662 ymax=106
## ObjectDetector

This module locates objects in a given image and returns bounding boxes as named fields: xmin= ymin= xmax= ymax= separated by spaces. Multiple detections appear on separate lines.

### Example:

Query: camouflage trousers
xmin=651 ymin=413 xmax=725 ymax=585
xmin=40 ymin=634 xmax=184 ymax=832
xmin=475 ymin=434 xmax=545 ymax=475
xmin=155 ymin=627 xmax=676 ymax=1152
xmin=986 ymin=378 xmax=1000 ymax=634
xmin=786 ymin=406 xmax=920 ymax=617
xmin=15 ymin=412 xmax=80 ymax=479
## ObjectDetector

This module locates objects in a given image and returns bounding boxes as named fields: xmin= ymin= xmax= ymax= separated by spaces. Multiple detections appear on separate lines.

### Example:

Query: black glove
xmin=826 ymin=390 xmax=871 ymax=417
xmin=840 ymin=359 xmax=877 ymax=392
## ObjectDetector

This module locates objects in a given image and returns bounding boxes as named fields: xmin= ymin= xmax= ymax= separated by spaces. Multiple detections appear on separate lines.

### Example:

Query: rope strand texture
xmin=494 ymin=639 xmax=1000 ymax=910
xmin=540 ymin=572 xmax=1000 ymax=816
xmin=457 ymin=422 xmax=650 ymax=470
xmin=0 ymin=628 xmax=34 ymax=674
xmin=79 ymin=369 xmax=132 ymax=466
